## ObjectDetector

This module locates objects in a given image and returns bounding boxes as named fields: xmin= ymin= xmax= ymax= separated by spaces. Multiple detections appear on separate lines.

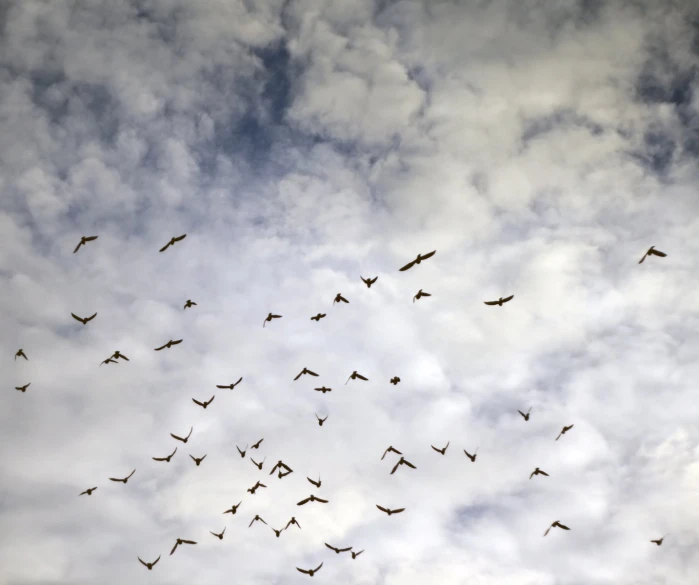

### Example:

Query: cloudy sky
xmin=2 ymin=0 xmax=699 ymax=583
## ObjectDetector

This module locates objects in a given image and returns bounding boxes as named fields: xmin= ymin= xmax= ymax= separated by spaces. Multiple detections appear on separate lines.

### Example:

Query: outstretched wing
xmin=399 ymin=259 xmax=416 ymax=271
xmin=138 ymin=557 xmax=148 ymax=566
xmin=307 ymin=370 xmax=319 ymax=376
xmin=390 ymin=461 xmax=400 ymax=475
xmin=557 ymin=523 xmax=570 ymax=530
xmin=502 ymin=295 xmax=514 ymax=303
xmin=324 ymin=543 xmax=335 ymax=551
xmin=297 ymin=568 xmax=310 ymax=574
xmin=297 ymin=497 xmax=311 ymax=506
xmin=294 ymin=371 xmax=303 ymax=381
xmin=85 ymin=313 xmax=97 ymax=321
xmin=356 ymin=374 xmax=368 ymax=380
xmin=314 ymin=563 xmax=323 ymax=572
xmin=71 ymin=313 xmax=85 ymax=323
xmin=192 ymin=398 xmax=204 ymax=406
xmin=391 ymin=508 xmax=405 ymax=514
xmin=154 ymin=343 xmax=167 ymax=351
xmin=403 ymin=459 xmax=416 ymax=469
xmin=484 ymin=300 xmax=499 ymax=305
xmin=159 ymin=242 xmax=171 ymax=252
xmin=544 ymin=526 xmax=552 ymax=537
xmin=174 ymin=234 xmax=187 ymax=242
xmin=73 ymin=241 xmax=83 ymax=253
xmin=85 ymin=236 xmax=98 ymax=241
xmin=421 ymin=250 xmax=436 ymax=260
xmin=376 ymin=505 xmax=388 ymax=513
xmin=315 ymin=497 xmax=329 ymax=503
xmin=216 ymin=384 xmax=230 ymax=389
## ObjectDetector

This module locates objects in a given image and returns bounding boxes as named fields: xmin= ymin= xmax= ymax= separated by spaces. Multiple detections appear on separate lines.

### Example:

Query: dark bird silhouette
xmin=556 ymin=424 xmax=574 ymax=441
xmin=297 ymin=563 xmax=323 ymax=577
xmin=71 ymin=312 xmax=97 ymax=325
xmin=390 ymin=376 xmax=400 ymax=385
xmin=307 ymin=475 xmax=321 ymax=488
xmin=152 ymin=447 xmax=177 ymax=462
xmin=311 ymin=313 xmax=326 ymax=321
xmin=351 ymin=550 xmax=364 ymax=559
xmin=249 ymin=515 xmax=267 ymax=527
xmin=15 ymin=383 xmax=30 ymax=393
xmin=216 ymin=377 xmax=243 ymax=390
xmin=376 ymin=505 xmax=405 ymax=516
xmin=333 ymin=293 xmax=349 ymax=305
xmin=247 ymin=481 xmax=267 ymax=495
xmin=484 ymin=295 xmax=514 ymax=306
xmin=530 ymin=467 xmax=549 ymax=479
xmin=210 ymin=528 xmax=226 ymax=540
xmin=518 ymin=407 xmax=532 ymax=421
xmin=297 ymin=494 xmax=329 ymax=506
xmin=192 ymin=395 xmax=215 ymax=409
xmin=189 ymin=454 xmax=207 ymax=466
xmin=170 ymin=426 xmax=193 ymax=444
xmin=650 ymin=534 xmax=669 ymax=546
xmin=399 ymin=250 xmax=436 ymax=271
xmin=108 ymin=469 xmax=135 ymax=483
xmin=183 ymin=299 xmax=197 ymax=309
xmin=316 ymin=414 xmax=328 ymax=426
xmin=251 ymin=456 xmax=266 ymax=470
xmin=639 ymin=246 xmax=667 ymax=264
xmin=159 ymin=234 xmax=186 ymax=253
xmin=361 ymin=276 xmax=378 ymax=288
xmin=413 ymin=289 xmax=432 ymax=303
xmin=73 ymin=235 xmax=98 ymax=253
xmin=390 ymin=457 xmax=417 ymax=475
xmin=278 ymin=469 xmax=293 ymax=479
xmin=79 ymin=487 xmax=97 ymax=496
xmin=285 ymin=517 xmax=302 ymax=530
xmin=170 ymin=538 xmax=196 ymax=555
xmin=381 ymin=446 xmax=403 ymax=460
xmin=236 ymin=444 xmax=248 ymax=458
xmin=544 ymin=521 xmax=570 ymax=536
xmin=463 ymin=447 xmax=478 ymax=462
xmin=154 ymin=339 xmax=183 ymax=351
xmin=295 ymin=367 xmax=319 ymax=380
xmin=269 ymin=460 xmax=293 ymax=475
xmin=251 ymin=438 xmax=264 ymax=449
xmin=99 ymin=357 xmax=118 ymax=366
xmin=432 ymin=441 xmax=450 ymax=455
xmin=271 ymin=527 xmax=285 ymax=538
xmin=138 ymin=555 xmax=160 ymax=570
xmin=345 ymin=371 xmax=369 ymax=384
xmin=263 ymin=313 xmax=282 ymax=327
xmin=223 ymin=502 xmax=242 ymax=515
xmin=15 ymin=349 xmax=28 ymax=361
xmin=325 ymin=543 xmax=352 ymax=554
xmin=111 ymin=350 xmax=129 ymax=361
xmin=314 ymin=386 xmax=332 ymax=393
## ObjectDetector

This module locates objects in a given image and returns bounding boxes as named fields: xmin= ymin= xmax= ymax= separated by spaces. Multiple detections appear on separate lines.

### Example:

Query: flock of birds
xmin=11 ymin=235 xmax=672 ymax=575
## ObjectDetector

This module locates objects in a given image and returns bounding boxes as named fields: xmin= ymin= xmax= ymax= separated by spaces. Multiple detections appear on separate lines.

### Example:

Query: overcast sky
xmin=2 ymin=0 xmax=699 ymax=584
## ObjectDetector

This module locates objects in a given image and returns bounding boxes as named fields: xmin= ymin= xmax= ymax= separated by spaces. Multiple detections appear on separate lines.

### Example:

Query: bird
xmin=111 ymin=350 xmax=129 ymax=361
xmin=236 ymin=444 xmax=248 ymax=458
xmin=333 ymin=293 xmax=349 ymax=304
xmin=159 ymin=234 xmax=187 ymax=253
xmin=297 ymin=494 xmax=329 ymax=506
xmin=650 ymin=534 xmax=669 ymax=545
xmin=223 ymin=502 xmax=241 ymax=515
xmin=183 ymin=299 xmax=197 ymax=309
xmin=71 ymin=312 xmax=97 ymax=325
xmin=639 ymin=246 xmax=667 ymax=264
xmin=391 ymin=457 xmax=417 ymax=475
xmin=294 ymin=367 xmax=319 ymax=380
xmin=271 ymin=527 xmax=285 ymax=538
xmin=484 ymin=295 xmax=514 ymax=306
xmin=345 ymin=371 xmax=369 ymax=384
xmin=544 ymin=520 xmax=570 ymax=536
xmin=15 ymin=383 xmax=30 ymax=393
xmin=556 ymin=424 xmax=574 ymax=441
xmin=210 ymin=528 xmax=226 ymax=540
xmin=247 ymin=481 xmax=267 ymax=494
xmin=310 ymin=313 xmax=326 ymax=321
xmin=413 ymin=289 xmax=432 ymax=303
xmin=432 ymin=441 xmax=450 ymax=455
xmin=189 ymin=454 xmax=207 ymax=466
xmin=361 ymin=276 xmax=378 ymax=288
xmin=108 ymin=469 xmax=136 ymax=484
xmin=285 ymin=517 xmax=302 ymax=530
xmin=154 ymin=339 xmax=183 ymax=351
xmin=251 ymin=456 xmax=266 ymax=470
xmin=278 ymin=469 xmax=293 ymax=479
xmin=170 ymin=426 xmax=193 ymax=443
xmin=314 ymin=386 xmax=332 ymax=394
xmin=530 ymin=467 xmax=550 ymax=479
xmin=399 ymin=250 xmax=436 ymax=271
xmin=14 ymin=349 xmax=28 ymax=361
xmin=376 ymin=505 xmax=405 ymax=516
xmin=307 ymin=475 xmax=321 ymax=488
xmin=316 ymin=414 xmax=328 ymax=426
xmin=269 ymin=460 xmax=293 ymax=475
xmin=152 ymin=447 xmax=177 ymax=462
xmin=251 ymin=438 xmax=264 ymax=449
xmin=249 ymin=515 xmax=267 ymax=527
xmin=99 ymin=357 xmax=118 ymax=366
xmin=79 ymin=487 xmax=98 ymax=496
xmin=325 ymin=543 xmax=352 ymax=554
xmin=216 ymin=377 xmax=243 ymax=389
xmin=351 ymin=550 xmax=364 ymax=559
xmin=296 ymin=563 xmax=323 ymax=577
xmin=390 ymin=376 xmax=400 ymax=385
xmin=170 ymin=538 xmax=196 ymax=555
xmin=381 ymin=446 xmax=403 ymax=460
xmin=518 ymin=407 xmax=532 ymax=421
xmin=138 ymin=555 xmax=161 ymax=570
xmin=192 ymin=395 xmax=215 ymax=409
xmin=263 ymin=313 xmax=282 ymax=327
xmin=463 ymin=447 xmax=478 ymax=462
xmin=73 ymin=235 xmax=98 ymax=253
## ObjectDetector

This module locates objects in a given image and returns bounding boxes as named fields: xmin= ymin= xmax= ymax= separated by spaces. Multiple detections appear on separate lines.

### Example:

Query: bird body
xmin=556 ymin=424 xmax=574 ymax=441
xmin=346 ymin=371 xmax=369 ymax=384
xmin=285 ymin=517 xmax=302 ymax=530
xmin=170 ymin=426 xmax=193 ymax=443
xmin=73 ymin=235 xmax=98 ymax=253
xmin=224 ymin=502 xmax=242 ymax=515
xmin=351 ymin=550 xmax=364 ymax=559
xmin=71 ymin=312 xmax=97 ymax=325
xmin=189 ymin=454 xmax=207 ymax=466
xmin=314 ymin=386 xmax=332 ymax=393
xmin=376 ymin=505 xmax=405 ymax=516
xmin=263 ymin=313 xmax=282 ymax=327
xmin=311 ymin=313 xmax=326 ymax=321
xmin=544 ymin=520 xmax=570 ymax=536
xmin=15 ymin=349 xmax=28 ymax=361
xmin=183 ymin=299 xmax=197 ymax=309
xmin=295 ymin=367 xmax=319 ymax=380
xmin=316 ymin=414 xmax=328 ymax=426
xmin=15 ymin=383 xmax=30 ymax=392
xmin=390 ymin=457 xmax=416 ymax=475
xmin=79 ymin=487 xmax=98 ymax=496
xmin=297 ymin=563 xmax=323 ymax=577
xmin=325 ymin=543 xmax=352 ymax=554
xmin=484 ymin=295 xmax=514 ymax=306
xmin=109 ymin=469 xmax=136 ymax=483
xmin=639 ymin=246 xmax=667 ymax=264
xmin=247 ymin=481 xmax=267 ymax=494
xmin=153 ymin=447 xmax=177 ymax=462
xmin=154 ymin=339 xmax=183 ymax=351
xmin=170 ymin=538 xmax=196 ymax=555
xmin=138 ymin=555 xmax=160 ymax=570
xmin=249 ymin=515 xmax=267 ymax=527
xmin=381 ymin=446 xmax=403 ymax=460
xmin=159 ymin=234 xmax=186 ymax=253
xmin=307 ymin=476 xmax=321 ymax=488
xmin=518 ymin=407 xmax=532 ymax=421
xmin=361 ymin=276 xmax=378 ymax=288
xmin=413 ymin=289 xmax=432 ymax=302
xmin=297 ymin=494 xmax=329 ymax=506
xmin=216 ymin=377 xmax=243 ymax=390
xmin=192 ymin=395 xmax=215 ymax=408
xmin=431 ymin=441 xmax=450 ymax=455
xmin=210 ymin=528 xmax=226 ymax=540
xmin=333 ymin=293 xmax=349 ymax=304
xmin=390 ymin=376 xmax=400 ymax=385
xmin=530 ymin=467 xmax=549 ymax=479
xmin=464 ymin=447 xmax=478 ymax=462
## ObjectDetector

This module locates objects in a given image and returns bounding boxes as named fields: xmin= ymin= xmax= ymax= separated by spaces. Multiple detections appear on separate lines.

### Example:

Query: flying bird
xmin=556 ymin=425 xmax=574 ymax=441
xmin=325 ymin=543 xmax=352 ymax=554
xmin=247 ymin=481 xmax=267 ymax=494
xmin=251 ymin=438 xmax=264 ymax=449
xmin=390 ymin=457 xmax=417 ymax=475
xmin=183 ymin=299 xmax=197 ymax=309
xmin=296 ymin=563 xmax=323 ymax=577
xmin=152 ymin=447 xmax=177 ymax=462
xmin=269 ymin=460 xmax=293 ymax=475
xmin=484 ymin=295 xmax=514 ymax=306
xmin=463 ymin=447 xmax=479 ymax=462
xmin=223 ymin=502 xmax=242 ymax=515
xmin=518 ymin=407 xmax=532 ymax=421
xmin=138 ymin=555 xmax=160 ymax=570
xmin=111 ymin=350 xmax=129 ymax=361
xmin=345 ymin=371 xmax=369 ymax=384
xmin=314 ymin=386 xmax=332 ymax=394
xmin=351 ymin=550 xmax=364 ymax=559
xmin=154 ymin=339 xmax=183 ymax=351
xmin=210 ymin=528 xmax=226 ymax=540
xmin=307 ymin=476 xmax=321 ymax=488
xmin=216 ymin=377 xmax=243 ymax=390
xmin=544 ymin=521 xmax=570 ymax=536
xmin=236 ymin=445 xmax=248 ymax=458
xmin=297 ymin=494 xmax=329 ymax=506
xmin=159 ymin=234 xmax=187 ymax=253
xmin=79 ymin=487 xmax=98 ymax=496
xmin=376 ymin=505 xmax=405 ymax=516
xmin=650 ymin=534 xmax=669 ymax=546
xmin=413 ymin=289 xmax=432 ymax=303
xmin=71 ymin=312 xmax=97 ymax=325
xmin=73 ymin=235 xmax=98 ymax=253
xmin=530 ymin=467 xmax=550 ymax=479
xmin=333 ymin=293 xmax=349 ymax=305
xmin=263 ymin=313 xmax=282 ymax=327
xmin=251 ymin=456 xmax=266 ymax=470
xmin=311 ymin=313 xmax=326 ymax=321
xmin=192 ymin=395 xmax=215 ymax=409
xmin=294 ymin=367 xmax=319 ymax=380
xmin=432 ymin=441 xmax=450 ymax=455
xmin=108 ymin=469 xmax=136 ymax=484
xmin=399 ymin=250 xmax=436 ymax=271
xmin=271 ymin=527 xmax=285 ymax=538
xmin=170 ymin=426 xmax=193 ymax=444
xmin=361 ymin=276 xmax=378 ymax=288
xmin=189 ymin=454 xmax=207 ymax=466
xmin=316 ymin=414 xmax=328 ymax=426
xmin=170 ymin=538 xmax=196 ymax=555
xmin=285 ymin=517 xmax=302 ymax=530
xmin=390 ymin=376 xmax=400 ymax=385
xmin=249 ymin=515 xmax=267 ymax=527
xmin=639 ymin=246 xmax=667 ymax=264
xmin=381 ymin=446 xmax=403 ymax=460
xmin=14 ymin=349 xmax=28 ymax=361
xmin=15 ymin=383 xmax=30 ymax=393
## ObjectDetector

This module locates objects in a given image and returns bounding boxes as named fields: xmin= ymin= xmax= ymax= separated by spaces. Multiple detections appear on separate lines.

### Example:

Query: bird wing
xmin=79 ymin=490 xmax=88 ymax=495
xmin=138 ymin=557 xmax=147 ymax=566
xmin=361 ymin=276 xmax=368 ymax=284
xmin=216 ymin=384 xmax=230 ymax=389
xmin=540 ymin=470 xmax=549 ymax=476
xmin=86 ymin=313 xmax=97 ymax=321
xmin=464 ymin=450 xmax=472 ymax=458
xmin=85 ymin=235 xmax=98 ymax=241
xmin=390 ymin=461 xmax=400 ymax=475
xmin=171 ymin=433 xmax=183 ymax=441
xmin=357 ymin=374 xmax=368 ymax=380
xmin=159 ymin=242 xmax=171 ymax=252
xmin=544 ymin=526 xmax=552 ymax=537
xmin=566 ymin=424 xmax=574 ymax=431
xmin=377 ymin=505 xmax=388 ymax=513
xmin=421 ymin=250 xmax=436 ymax=260
xmin=71 ymin=313 xmax=84 ymax=323
xmin=192 ymin=398 xmax=204 ymax=406
xmin=557 ymin=523 xmax=570 ymax=530
xmin=370 ymin=277 xmax=377 ymax=284
xmin=308 ymin=370 xmax=319 ymax=376
xmin=154 ymin=343 xmax=167 ymax=351
xmin=651 ymin=249 xmax=667 ymax=257
xmin=126 ymin=469 xmax=135 ymax=479
xmin=399 ymin=259 xmax=416 ymax=271
xmin=294 ymin=371 xmax=303 ymax=380
xmin=391 ymin=508 xmax=405 ymax=514
xmin=484 ymin=300 xmax=498 ymax=305
xmin=108 ymin=477 xmax=122 ymax=482
xmin=404 ymin=459 xmax=416 ymax=469
xmin=233 ymin=377 xmax=243 ymax=386
xmin=431 ymin=445 xmax=440 ymax=452
xmin=297 ymin=497 xmax=311 ymax=506
xmin=355 ymin=550 xmax=364 ymax=556
xmin=381 ymin=449 xmax=389 ymax=460
xmin=207 ymin=395 xmax=215 ymax=405
xmin=314 ymin=563 xmax=323 ymax=572
xmin=338 ymin=547 xmax=352 ymax=552
xmin=185 ymin=427 xmax=193 ymax=439
xmin=170 ymin=542 xmax=179 ymax=554
xmin=325 ymin=543 xmax=335 ymax=551
xmin=518 ymin=410 xmax=526 ymax=417
xmin=182 ymin=539 xmax=197 ymax=544
xmin=341 ymin=297 xmax=349 ymax=303
xmin=638 ymin=252 xmax=647 ymax=263
xmin=152 ymin=456 xmax=166 ymax=461
xmin=315 ymin=497 xmax=328 ymax=503
xmin=73 ymin=241 xmax=83 ymax=253
xmin=272 ymin=314 xmax=282 ymax=318
xmin=174 ymin=234 xmax=186 ymax=242
xmin=172 ymin=339 xmax=183 ymax=345
xmin=189 ymin=455 xmax=196 ymax=462
xmin=502 ymin=295 xmax=514 ymax=303
xmin=529 ymin=471 xmax=535 ymax=479
xmin=307 ymin=477 xmax=319 ymax=486
xmin=555 ymin=432 xmax=562 ymax=441
xmin=297 ymin=568 xmax=310 ymax=574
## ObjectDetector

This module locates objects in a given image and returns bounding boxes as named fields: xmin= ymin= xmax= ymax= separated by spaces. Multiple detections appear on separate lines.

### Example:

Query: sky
xmin=2 ymin=0 xmax=699 ymax=583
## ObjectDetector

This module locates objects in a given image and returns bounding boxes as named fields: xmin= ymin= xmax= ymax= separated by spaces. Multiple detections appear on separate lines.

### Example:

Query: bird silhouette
xmin=376 ymin=505 xmax=405 ymax=516
xmin=316 ymin=414 xmax=328 ymax=426
xmin=390 ymin=457 xmax=417 ymax=475
xmin=249 ymin=515 xmax=267 ymax=527
xmin=390 ymin=376 xmax=400 ymax=385
xmin=159 ymin=234 xmax=187 ymax=253
xmin=152 ymin=447 xmax=177 ymax=462
xmin=170 ymin=538 xmax=196 ymax=555
xmin=413 ymin=289 xmax=432 ymax=303
xmin=333 ymin=293 xmax=349 ymax=305
xmin=285 ymin=516 xmax=302 ymax=530
xmin=544 ymin=521 xmax=570 ymax=536
xmin=109 ymin=469 xmax=136 ymax=483
xmin=263 ymin=313 xmax=282 ymax=327
xmin=297 ymin=494 xmax=329 ymax=506
xmin=210 ymin=528 xmax=226 ymax=540
xmin=154 ymin=339 xmax=183 ymax=351
xmin=297 ymin=563 xmax=323 ymax=577
xmin=294 ymin=368 xmax=319 ymax=380
xmin=99 ymin=357 xmax=118 ymax=366
xmin=650 ymin=534 xmax=669 ymax=545
xmin=399 ymin=250 xmax=436 ymax=271
xmin=73 ymin=235 xmax=98 ymax=253
xmin=14 ymin=349 xmax=28 ymax=361
xmin=251 ymin=456 xmax=266 ymax=470
xmin=307 ymin=475 xmax=321 ymax=488
xmin=183 ymin=299 xmax=197 ymax=309
xmin=138 ymin=555 xmax=160 ymax=570
xmin=247 ymin=481 xmax=267 ymax=494
xmin=484 ymin=295 xmax=514 ymax=306
xmin=192 ymin=395 xmax=215 ymax=409
xmin=361 ymin=276 xmax=378 ymax=288
xmin=556 ymin=425 xmax=574 ymax=441
xmin=530 ymin=467 xmax=550 ymax=479
xmin=351 ymin=550 xmax=364 ymax=559
xmin=278 ymin=469 xmax=293 ymax=479
xmin=463 ymin=447 xmax=478 ymax=462
xmin=170 ymin=426 xmax=193 ymax=444
xmin=325 ymin=543 xmax=352 ymax=554
xmin=639 ymin=246 xmax=667 ymax=264
xmin=345 ymin=371 xmax=369 ymax=384
xmin=71 ymin=312 xmax=97 ymax=325
xmin=15 ymin=383 xmax=30 ymax=393
xmin=311 ymin=313 xmax=326 ymax=321
xmin=251 ymin=438 xmax=264 ymax=449
xmin=269 ymin=460 xmax=293 ymax=475
xmin=314 ymin=386 xmax=332 ymax=394
xmin=79 ymin=487 xmax=98 ymax=496
xmin=381 ymin=446 xmax=403 ymax=460
xmin=432 ymin=441 xmax=450 ymax=455
xmin=236 ymin=444 xmax=248 ymax=458
xmin=189 ymin=454 xmax=207 ymax=466
xmin=271 ymin=527 xmax=285 ymax=538
xmin=518 ymin=407 xmax=532 ymax=421
xmin=111 ymin=350 xmax=129 ymax=361
xmin=216 ymin=377 xmax=243 ymax=390
xmin=223 ymin=502 xmax=242 ymax=515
